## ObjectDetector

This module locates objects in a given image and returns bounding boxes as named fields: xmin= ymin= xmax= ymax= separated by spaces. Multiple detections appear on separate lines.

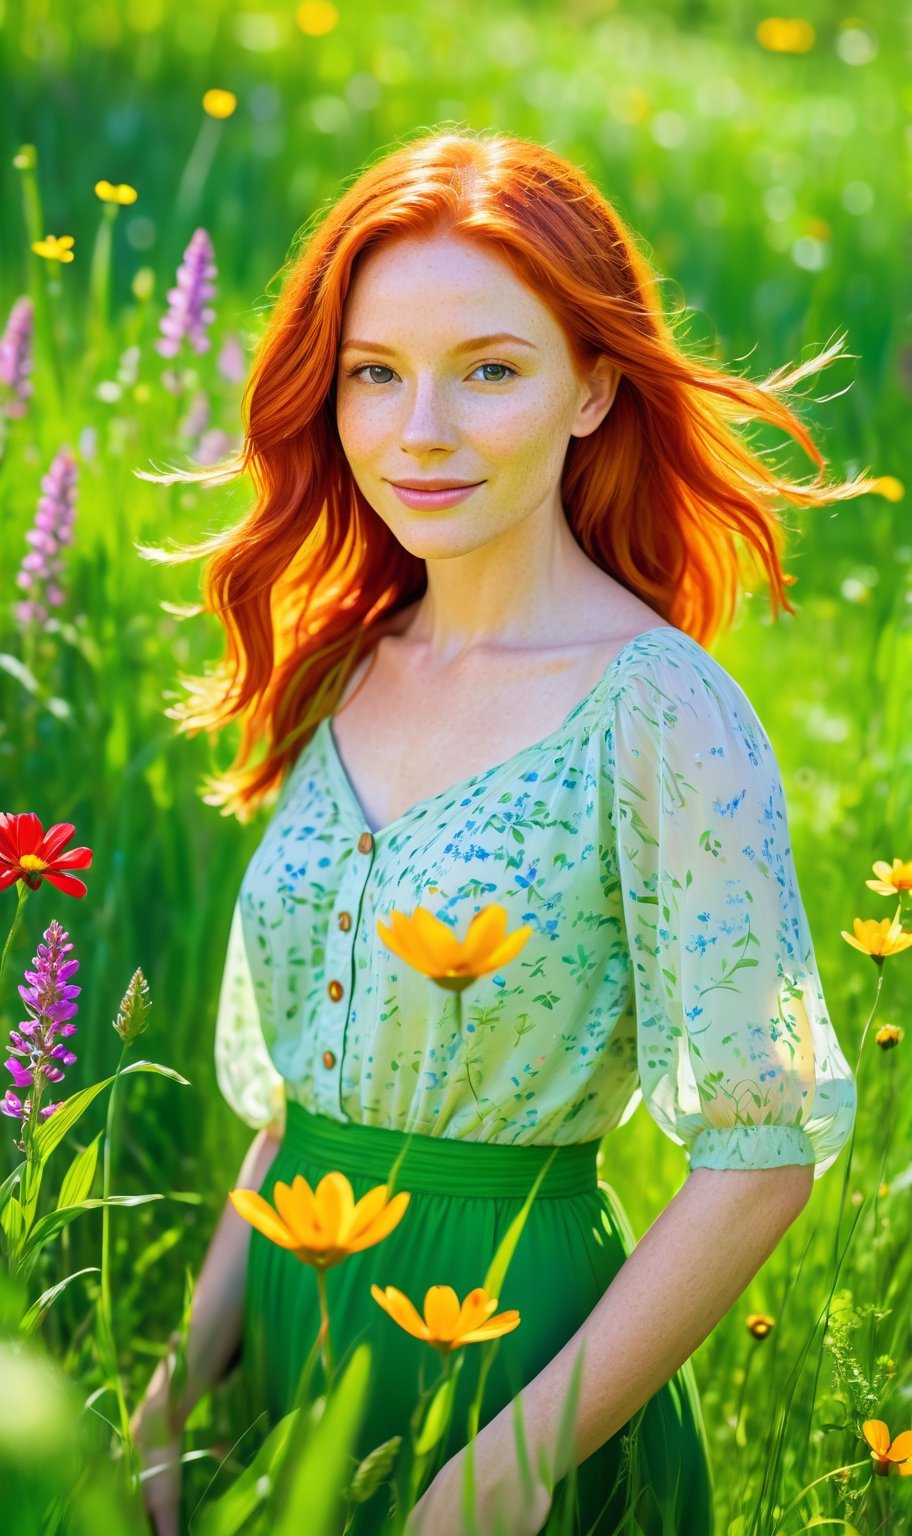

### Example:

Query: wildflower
xmin=1 ymin=918 xmax=79 ymax=1147
xmin=745 ymin=1312 xmax=775 ymax=1340
xmin=112 ymin=967 xmax=151 ymax=1045
xmin=376 ymin=902 xmax=533 ymax=995
xmin=229 ymin=1169 xmax=410 ymax=1269
xmin=865 ymin=858 xmax=912 ymax=896
xmin=217 ymin=332 xmax=246 ymax=384
xmin=202 ymin=89 xmax=237 ymax=119
xmin=94 ymin=181 xmax=138 ymax=205
xmin=296 ymin=2 xmax=339 ymax=37
xmin=755 ymin=19 xmax=815 ymax=53
xmin=370 ymin=1283 xmax=520 ymax=1355
xmin=0 ymin=812 xmax=93 ymax=897
xmin=868 ymin=476 xmax=904 ymax=502
xmin=840 ymin=916 xmax=912 ymax=962
xmin=13 ymin=447 xmax=78 ymax=631
xmin=155 ymin=229 xmax=217 ymax=361
xmin=875 ymin=1024 xmax=903 ymax=1050
xmin=31 ymin=235 xmax=75 ymax=263
xmin=862 ymin=1419 xmax=912 ymax=1476
xmin=0 ymin=296 xmax=34 ymax=419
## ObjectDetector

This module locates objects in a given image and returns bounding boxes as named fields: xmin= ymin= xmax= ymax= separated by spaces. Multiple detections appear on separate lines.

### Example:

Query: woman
xmin=131 ymin=128 xmax=866 ymax=1535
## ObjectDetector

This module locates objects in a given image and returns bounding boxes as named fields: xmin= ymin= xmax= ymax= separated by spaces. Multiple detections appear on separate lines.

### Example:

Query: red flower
xmin=0 ymin=813 xmax=93 ymax=897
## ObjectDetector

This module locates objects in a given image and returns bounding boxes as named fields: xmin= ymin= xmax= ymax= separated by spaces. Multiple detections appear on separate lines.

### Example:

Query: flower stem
xmin=315 ymin=1266 xmax=334 ymax=1391
xmin=98 ymin=1037 xmax=136 ymax=1472
xmin=0 ymin=882 xmax=31 ymax=989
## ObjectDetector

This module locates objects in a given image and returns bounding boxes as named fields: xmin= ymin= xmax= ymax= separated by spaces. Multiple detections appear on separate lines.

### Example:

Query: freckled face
xmin=334 ymin=233 xmax=596 ymax=558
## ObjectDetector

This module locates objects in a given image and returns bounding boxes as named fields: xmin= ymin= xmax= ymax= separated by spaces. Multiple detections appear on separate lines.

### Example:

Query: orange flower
xmin=865 ymin=858 xmax=912 ymax=895
xmin=370 ymin=1282 xmax=520 ymax=1354
xmin=840 ymin=917 xmax=912 ymax=962
xmin=875 ymin=1024 xmax=903 ymax=1050
xmin=376 ymin=901 xmax=533 ymax=994
xmin=0 ymin=813 xmax=93 ymax=897
xmin=862 ymin=1419 xmax=912 ymax=1476
xmin=229 ymin=1170 xmax=409 ymax=1269
xmin=746 ymin=1312 xmax=775 ymax=1340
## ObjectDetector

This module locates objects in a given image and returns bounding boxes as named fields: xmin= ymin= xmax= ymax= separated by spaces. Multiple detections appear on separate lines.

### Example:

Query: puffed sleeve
xmin=607 ymin=637 xmax=856 ymax=1180
xmin=213 ymin=893 xmax=286 ymax=1137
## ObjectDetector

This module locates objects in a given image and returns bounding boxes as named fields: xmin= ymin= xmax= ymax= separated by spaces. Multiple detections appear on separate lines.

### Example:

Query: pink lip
xmin=390 ymin=482 xmax=483 ymax=509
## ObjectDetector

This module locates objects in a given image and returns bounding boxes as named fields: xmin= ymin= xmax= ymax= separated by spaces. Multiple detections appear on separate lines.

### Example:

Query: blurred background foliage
xmin=1 ymin=0 xmax=910 ymax=1525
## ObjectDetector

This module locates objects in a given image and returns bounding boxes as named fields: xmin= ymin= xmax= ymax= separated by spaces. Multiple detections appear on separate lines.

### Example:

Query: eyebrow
xmin=339 ymin=332 xmax=539 ymax=356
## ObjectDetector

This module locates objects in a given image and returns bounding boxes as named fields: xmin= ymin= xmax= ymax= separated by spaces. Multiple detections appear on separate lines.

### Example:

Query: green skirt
xmin=243 ymin=1102 xmax=715 ymax=1535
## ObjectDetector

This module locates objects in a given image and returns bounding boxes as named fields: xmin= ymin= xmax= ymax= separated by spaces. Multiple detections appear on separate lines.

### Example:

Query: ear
xmin=570 ymin=356 xmax=621 ymax=439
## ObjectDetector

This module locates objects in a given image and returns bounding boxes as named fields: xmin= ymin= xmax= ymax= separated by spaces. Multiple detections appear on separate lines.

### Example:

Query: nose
xmin=397 ymin=377 xmax=460 ymax=454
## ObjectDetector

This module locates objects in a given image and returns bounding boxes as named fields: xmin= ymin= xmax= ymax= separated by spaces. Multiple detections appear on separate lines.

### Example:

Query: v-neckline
xmin=322 ymin=623 xmax=683 ymax=841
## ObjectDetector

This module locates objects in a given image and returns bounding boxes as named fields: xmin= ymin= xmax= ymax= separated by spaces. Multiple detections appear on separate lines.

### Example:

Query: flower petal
xmin=423 ymin=1285 xmax=461 ymax=1342
xmin=313 ymin=1170 xmax=356 ymax=1244
xmin=886 ymin=1429 xmax=912 ymax=1464
xmin=863 ymin=1420 xmax=891 ymax=1455
xmin=347 ymin=1188 xmax=410 ymax=1251
xmin=229 ymin=1188 xmax=297 ymax=1248
xmin=370 ymin=1284 xmax=430 ymax=1341
xmin=274 ymin=1175 xmax=323 ymax=1248
xmin=459 ymin=1310 xmax=522 ymax=1345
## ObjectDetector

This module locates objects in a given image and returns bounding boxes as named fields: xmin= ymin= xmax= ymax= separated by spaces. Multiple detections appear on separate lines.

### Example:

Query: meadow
xmin=0 ymin=0 xmax=910 ymax=1531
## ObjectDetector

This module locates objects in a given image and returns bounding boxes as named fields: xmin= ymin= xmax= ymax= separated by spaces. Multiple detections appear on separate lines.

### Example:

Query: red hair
xmin=136 ymin=127 xmax=879 ymax=824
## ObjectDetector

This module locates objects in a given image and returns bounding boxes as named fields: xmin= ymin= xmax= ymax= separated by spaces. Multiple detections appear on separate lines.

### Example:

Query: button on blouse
xmin=213 ymin=627 xmax=856 ymax=1179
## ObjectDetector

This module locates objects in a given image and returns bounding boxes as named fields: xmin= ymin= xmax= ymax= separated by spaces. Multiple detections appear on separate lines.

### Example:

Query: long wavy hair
xmin=136 ymin=127 xmax=878 ymax=824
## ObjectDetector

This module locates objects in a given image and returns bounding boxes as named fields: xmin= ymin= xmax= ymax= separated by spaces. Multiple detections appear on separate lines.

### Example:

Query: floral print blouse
xmin=214 ymin=625 xmax=856 ymax=1180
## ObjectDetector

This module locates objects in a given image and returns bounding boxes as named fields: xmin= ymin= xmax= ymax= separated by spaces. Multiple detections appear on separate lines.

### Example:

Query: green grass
xmin=1 ymin=1 xmax=910 ymax=1530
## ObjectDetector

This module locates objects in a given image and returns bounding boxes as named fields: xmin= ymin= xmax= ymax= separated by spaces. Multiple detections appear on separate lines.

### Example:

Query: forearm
xmin=477 ymin=1161 xmax=814 ymax=1484
xmin=137 ymin=1126 xmax=283 ymax=1436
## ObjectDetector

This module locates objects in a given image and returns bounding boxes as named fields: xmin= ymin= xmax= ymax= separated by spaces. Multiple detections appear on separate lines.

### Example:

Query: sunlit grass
xmin=1 ymin=1 xmax=909 ymax=1531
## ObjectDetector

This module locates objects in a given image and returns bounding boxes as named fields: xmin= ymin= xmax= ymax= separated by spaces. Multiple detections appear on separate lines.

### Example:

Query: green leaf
xmin=24 ymin=1194 xmax=165 ymax=1258
xmin=194 ymin=1412 xmax=300 ymax=1536
xmin=1 ymin=1195 xmax=25 ymax=1246
xmin=347 ymin=1436 xmax=402 ymax=1504
xmin=0 ymin=1162 xmax=25 ymax=1220
xmin=482 ymin=1148 xmax=558 ymax=1301
xmin=20 ymin=1266 xmax=100 ymax=1335
xmin=414 ymin=1369 xmax=459 ymax=1457
xmin=19 ymin=1158 xmax=43 ymax=1235
xmin=33 ymin=1061 xmax=190 ymax=1162
xmin=57 ymin=1132 xmax=103 ymax=1211
xmin=268 ymin=1344 xmax=372 ymax=1536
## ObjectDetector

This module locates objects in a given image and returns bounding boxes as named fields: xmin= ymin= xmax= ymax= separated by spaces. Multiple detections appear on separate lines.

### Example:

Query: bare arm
xmin=134 ymin=1124 xmax=283 ymax=1439
xmin=453 ymin=1162 xmax=814 ymax=1494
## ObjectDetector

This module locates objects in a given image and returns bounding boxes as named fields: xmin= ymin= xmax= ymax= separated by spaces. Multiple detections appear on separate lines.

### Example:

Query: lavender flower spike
xmin=0 ymin=296 xmax=34 ymax=419
xmin=13 ymin=447 xmax=78 ymax=632
xmin=156 ymin=228 xmax=218 ymax=359
xmin=2 ymin=919 xmax=80 ymax=1144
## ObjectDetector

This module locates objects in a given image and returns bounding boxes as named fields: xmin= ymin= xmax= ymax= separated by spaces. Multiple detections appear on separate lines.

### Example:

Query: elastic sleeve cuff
xmin=688 ymin=1123 xmax=816 ymax=1172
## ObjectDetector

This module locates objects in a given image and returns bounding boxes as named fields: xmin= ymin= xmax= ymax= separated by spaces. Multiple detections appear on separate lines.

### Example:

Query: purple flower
xmin=155 ymin=228 xmax=218 ymax=360
xmin=3 ymin=919 xmax=80 ymax=1143
xmin=0 ymin=296 xmax=34 ymax=419
xmin=217 ymin=331 xmax=246 ymax=384
xmin=13 ymin=447 xmax=78 ymax=632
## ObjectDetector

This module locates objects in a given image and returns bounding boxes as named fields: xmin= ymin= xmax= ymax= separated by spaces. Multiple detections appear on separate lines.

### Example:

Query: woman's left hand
xmin=403 ymin=1442 xmax=553 ymax=1536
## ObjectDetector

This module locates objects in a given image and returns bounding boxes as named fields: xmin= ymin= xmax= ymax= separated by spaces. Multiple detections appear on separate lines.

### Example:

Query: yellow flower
xmin=866 ymin=858 xmax=912 ymax=895
xmin=862 ymin=1419 xmax=912 ymax=1476
xmin=840 ymin=916 xmax=912 ymax=962
xmin=376 ymin=901 xmax=533 ymax=994
xmin=746 ymin=1312 xmax=775 ymax=1340
xmin=875 ymin=1024 xmax=903 ymax=1051
xmin=867 ymin=476 xmax=904 ymax=502
xmin=95 ymin=180 xmax=138 ymax=205
xmin=229 ymin=1170 xmax=410 ymax=1269
xmin=296 ymin=1 xmax=339 ymax=35
xmin=31 ymin=235 xmax=75 ymax=263
xmin=370 ymin=1282 xmax=520 ymax=1354
xmin=202 ymin=88 xmax=237 ymax=119
xmin=755 ymin=18 xmax=816 ymax=53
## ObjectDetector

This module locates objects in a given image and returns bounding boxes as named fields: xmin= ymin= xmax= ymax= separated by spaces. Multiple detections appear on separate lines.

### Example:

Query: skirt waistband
xmin=282 ymin=1100 xmax=601 ymax=1198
